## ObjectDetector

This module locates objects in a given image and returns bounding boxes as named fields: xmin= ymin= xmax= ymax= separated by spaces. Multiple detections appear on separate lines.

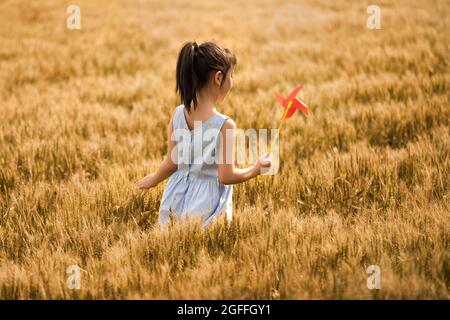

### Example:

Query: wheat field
xmin=0 ymin=0 xmax=449 ymax=299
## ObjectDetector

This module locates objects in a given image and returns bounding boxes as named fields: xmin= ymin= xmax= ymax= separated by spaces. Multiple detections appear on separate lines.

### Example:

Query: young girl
xmin=134 ymin=41 xmax=271 ymax=227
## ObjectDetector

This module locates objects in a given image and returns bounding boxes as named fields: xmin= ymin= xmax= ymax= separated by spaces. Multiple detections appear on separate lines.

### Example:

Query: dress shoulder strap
xmin=171 ymin=104 xmax=185 ymax=130
xmin=212 ymin=111 xmax=230 ymax=131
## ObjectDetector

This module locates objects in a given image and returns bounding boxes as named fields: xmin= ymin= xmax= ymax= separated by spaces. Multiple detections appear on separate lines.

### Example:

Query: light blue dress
xmin=158 ymin=104 xmax=233 ymax=228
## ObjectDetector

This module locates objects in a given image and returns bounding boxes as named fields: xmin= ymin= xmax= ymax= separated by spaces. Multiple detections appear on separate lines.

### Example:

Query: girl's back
xmin=159 ymin=104 xmax=232 ymax=226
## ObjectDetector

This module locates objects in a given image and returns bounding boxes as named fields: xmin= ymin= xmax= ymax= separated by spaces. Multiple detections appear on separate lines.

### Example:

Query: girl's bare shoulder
xmin=221 ymin=118 xmax=236 ymax=131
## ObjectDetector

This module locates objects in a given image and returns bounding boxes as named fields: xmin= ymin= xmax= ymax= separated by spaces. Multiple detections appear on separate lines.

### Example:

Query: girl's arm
xmin=217 ymin=119 xmax=271 ymax=185
xmin=134 ymin=118 xmax=177 ymax=190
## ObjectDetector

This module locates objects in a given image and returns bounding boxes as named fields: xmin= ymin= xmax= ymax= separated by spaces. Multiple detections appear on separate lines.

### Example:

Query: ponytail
xmin=175 ymin=40 xmax=237 ymax=113
xmin=176 ymin=41 xmax=198 ymax=113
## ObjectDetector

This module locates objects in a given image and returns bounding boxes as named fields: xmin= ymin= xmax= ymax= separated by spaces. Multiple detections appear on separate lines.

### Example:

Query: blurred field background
xmin=0 ymin=0 xmax=449 ymax=299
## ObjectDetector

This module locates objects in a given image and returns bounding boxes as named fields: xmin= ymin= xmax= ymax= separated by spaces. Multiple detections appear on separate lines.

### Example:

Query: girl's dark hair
xmin=176 ymin=41 xmax=237 ymax=112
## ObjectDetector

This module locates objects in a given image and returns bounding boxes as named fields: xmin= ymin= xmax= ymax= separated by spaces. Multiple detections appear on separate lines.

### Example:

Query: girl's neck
xmin=191 ymin=90 xmax=216 ymax=118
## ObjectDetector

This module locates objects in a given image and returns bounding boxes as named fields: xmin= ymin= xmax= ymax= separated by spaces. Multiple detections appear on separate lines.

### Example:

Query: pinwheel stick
xmin=268 ymin=100 xmax=292 ymax=153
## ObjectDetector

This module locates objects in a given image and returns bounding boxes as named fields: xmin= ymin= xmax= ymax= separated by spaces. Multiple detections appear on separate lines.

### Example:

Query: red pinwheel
xmin=267 ymin=85 xmax=309 ymax=154
xmin=274 ymin=85 xmax=309 ymax=120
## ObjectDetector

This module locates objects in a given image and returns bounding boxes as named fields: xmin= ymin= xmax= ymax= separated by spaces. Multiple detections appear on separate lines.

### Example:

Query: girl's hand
xmin=255 ymin=153 xmax=272 ymax=174
xmin=134 ymin=173 xmax=157 ymax=190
